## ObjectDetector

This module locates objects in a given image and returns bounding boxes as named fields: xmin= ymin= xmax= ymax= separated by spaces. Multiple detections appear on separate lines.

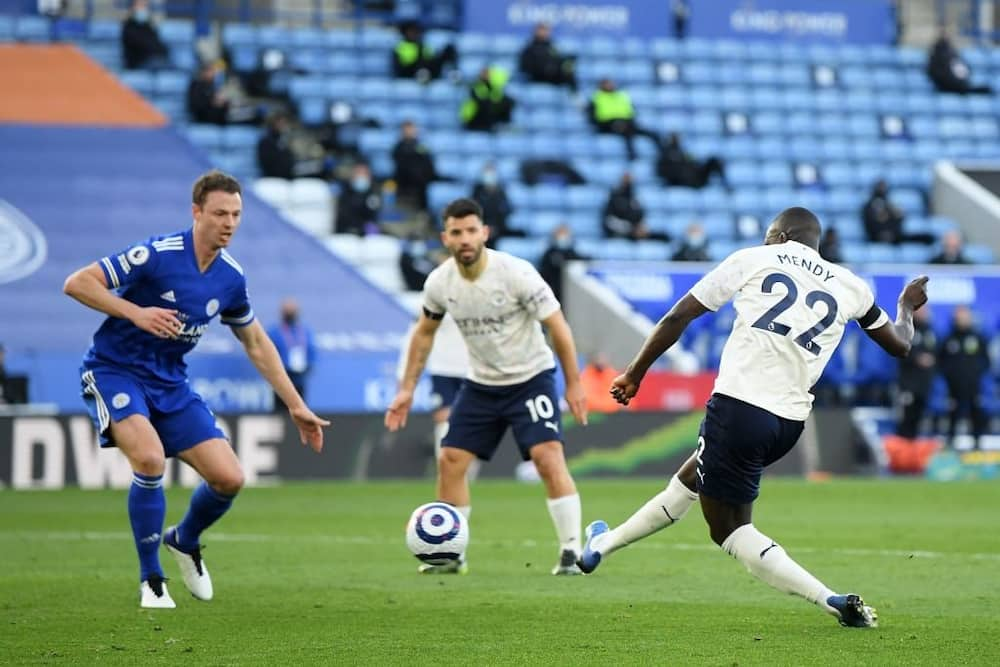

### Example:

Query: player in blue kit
xmin=577 ymin=207 xmax=929 ymax=627
xmin=63 ymin=171 xmax=329 ymax=608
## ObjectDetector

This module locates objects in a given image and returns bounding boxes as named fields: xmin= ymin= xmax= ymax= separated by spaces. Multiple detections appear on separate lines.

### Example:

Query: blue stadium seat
xmin=965 ymin=244 xmax=996 ymax=264
xmin=15 ymin=16 xmax=50 ymax=42
xmin=185 ymin=124 xmax=223 ymax=150
xmin=496 ymin=237 xmax=547 ymax=264
xmin=290 ymin=49 xmax=325 ymax=73
xmin=222 ymin=23 xmax=256 ymax=47
xmin=120 ymin=70 xmax=154 ymax=96
xmin=154 ymin=70 xmax=188 ymax=96
xmin=428 ymin=182 xmax=467 ymax=213
xmin=87 ymin=19 xmax=120 ymax=41
xmin=494 ymin=134 xmax=532 ymax=159
xmin=229 ymin=45 xmax=258 ymax=72
xmin=289 ymin=76 xmax=327 ymax=100
xmin=491 ymin=34 xmax=522 ymax=57
xmin=222 ymin=126 xmax=259 ymax=150
xmin=298 ymin=98 xmax=329 ymax=126
xmin=159 ymin=20 xmax=194 ymax=47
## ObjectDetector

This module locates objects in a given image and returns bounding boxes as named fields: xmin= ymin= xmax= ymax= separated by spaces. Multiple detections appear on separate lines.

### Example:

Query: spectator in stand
xmin=930 ymin=230 xmax=971 ymax=264
xmin=602 ymin=173 xmax=670 ymax=242
xmin=121 ymin=0 xmax=169 ymax=70
xmin=927 ymin=30 xmax=992 ymax=95
xmin=392 ymin=21 xmax=457 ymax=82
xmin=471 ymin=162 xmax=519 ymax=247
xmin=335 ymin=163 xmax=381 ymax=236
xmin=257 ymin=113 xmax=328 ymax=180
xmin=461 ymin=67 xmax=515 ymax=132
xmin=392 ymin=121 xmax=439 ymax=214
xmin=518 ymin=23 xmax=577 ymax=91
xmin=656 ymin=133 xmax=726 ymax=189
xmin=266 ymin=298 xmax=316 ymax=410
xmin=539 ymin=223 xmax=587 ymax=304
xmin=588 ymin=78 xmax=662 ymax=161
xmin=580 ymin=353 xmax=622 ymax=413
xmin=896 ymin=307 xmax=937 ymax=440
xmin=861 ymin=180 xmax=906 ymax=244
xmin=939 ymin=305 xmax=991 ymax=449
xmin=671 ymin=221 xmax=710 ymax=262
xmin=187 ymin=61 xmax=257 ymax=126
xmin=399 ymin=235 xmax=439 ymax=291
xmin=672 ymin=1 xmax=690 ymax=40
xmin=819 ymin=227 xmax=844 ymax=263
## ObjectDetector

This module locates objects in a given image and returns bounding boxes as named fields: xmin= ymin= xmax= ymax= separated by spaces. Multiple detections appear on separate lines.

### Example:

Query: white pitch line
xmin=2 ymin=530 xmax=999 ymax=562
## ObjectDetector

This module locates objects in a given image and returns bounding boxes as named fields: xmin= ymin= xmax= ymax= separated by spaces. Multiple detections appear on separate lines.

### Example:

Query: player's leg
xmin=81 ymin=367 xmax=175 ymax=608
xmin=697 ymin=396 xmax=876 ymax=627
xmin=109 ymin=414 xmax=176 ymax=608
xmin=578 ymin=451 xmax=700 ymax=573
xmin=509 ymin=370 xmax=581 ymax=574
xmin=527 ymin=440 xmax=583 ymax=574
xmin=154 ymin=393 xmax=234 ymax=600
xmin=426 ymin=382 xmax=504 ymax=573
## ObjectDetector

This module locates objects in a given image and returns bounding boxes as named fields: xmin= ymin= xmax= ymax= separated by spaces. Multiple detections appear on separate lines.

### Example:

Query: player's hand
xmin=289 ymin=405 xmax=329 ymax=453
xmin=610 ymin=372 xmax=641 ymax=406
xmin=900 ymin=275 xmax=929 ymax=311
xmin=384 ymin=389 xmax=413 ymax=432
xmin=565 ymin=381 xmax=589 ymax=426
xmin=132 ymin=307 xmax=183 ymax=339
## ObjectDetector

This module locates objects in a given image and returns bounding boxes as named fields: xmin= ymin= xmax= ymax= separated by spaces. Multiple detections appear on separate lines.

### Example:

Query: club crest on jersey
xmin=490 ymin=291 xmax=507 ymax=307
xmin=127 ymin=246 xmax=150 ymax=266
xmin=206 ymin=298 xmax=219 ymax=317
xmin=112 ymin=393 xmax=131 ymax=409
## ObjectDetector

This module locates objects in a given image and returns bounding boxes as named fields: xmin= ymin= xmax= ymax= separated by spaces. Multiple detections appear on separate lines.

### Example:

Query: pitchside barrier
xmin=0 ymin=408 xmax=857 ymax=490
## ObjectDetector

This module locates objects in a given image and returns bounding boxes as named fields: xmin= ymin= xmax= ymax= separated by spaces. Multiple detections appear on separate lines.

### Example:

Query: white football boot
xmin=140 ymin=575 xmax=176 ymax=609
xmin=163 ymin=526 xmax=213 ymax=601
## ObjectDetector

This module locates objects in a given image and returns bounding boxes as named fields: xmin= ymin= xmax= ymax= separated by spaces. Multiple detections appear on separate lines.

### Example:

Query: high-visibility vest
xmin=395 ymin=39 xmax=431 ymax=67
xmin=591 ymin=90 xmax=634 ymax=123
xmin=461 ymin=67 xmax=510 ymax=122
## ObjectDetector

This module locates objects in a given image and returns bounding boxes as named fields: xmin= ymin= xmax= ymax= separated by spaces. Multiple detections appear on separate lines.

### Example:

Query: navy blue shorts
xmin=442 ymin=369 xmax=561 ymax=461
xmin=430 ymin=375 xmax=463 ymax=410
xmin=695 ymin=393 xmax=804 ymax=505
xmin=80 ymin=364 xmax=225 ymax=458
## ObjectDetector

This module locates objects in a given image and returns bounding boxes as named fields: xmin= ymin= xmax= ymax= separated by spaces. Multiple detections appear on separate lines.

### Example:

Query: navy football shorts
xmin=80 ymin=364 xmax=225 ymax=457
xmin=695 ymin=393 xmax=804 ymax=505
xmin=442 ymin=368 xmax=562 ymax=461
xmin=429 ymin=375 xmax=463 ymax=411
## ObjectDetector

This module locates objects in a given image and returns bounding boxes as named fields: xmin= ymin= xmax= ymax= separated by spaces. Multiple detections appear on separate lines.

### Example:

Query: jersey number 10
xmin=751 ymin=272 xmax=837 ymax=356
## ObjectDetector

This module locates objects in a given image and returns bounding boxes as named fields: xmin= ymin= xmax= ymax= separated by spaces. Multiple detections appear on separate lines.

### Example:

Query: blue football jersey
xmin=83 ymin=229 xmax=254 ymax=385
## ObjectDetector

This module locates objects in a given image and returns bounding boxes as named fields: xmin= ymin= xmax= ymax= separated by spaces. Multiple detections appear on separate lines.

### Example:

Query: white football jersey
xmin=397 ymin=313 xmax=468 ymax=379
xmin=423 ymin=249 xmax=559 ymax=386
xmin=689 ymin=240 xmax=888 ymax=421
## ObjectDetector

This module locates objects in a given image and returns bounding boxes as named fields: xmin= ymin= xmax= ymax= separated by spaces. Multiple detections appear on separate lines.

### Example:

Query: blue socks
xmin=129 ymin=472 xmax=165 ymax=582
xmin=176 ymin=482 xmax=235 ymax=551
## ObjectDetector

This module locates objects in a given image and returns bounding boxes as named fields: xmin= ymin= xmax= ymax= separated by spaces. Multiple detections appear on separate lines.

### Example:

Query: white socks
xmin=721 ymin=524 xmax=835 ymax=612
xmin=546 ymin=493 xmax=581 ymax=554
xmin=455 ymin=505 xmax=471 ymax=521
xmin=433 ymin=421 xmax=449 ymax=458
xmin=595 ymin=475 xmax=699 ymax=556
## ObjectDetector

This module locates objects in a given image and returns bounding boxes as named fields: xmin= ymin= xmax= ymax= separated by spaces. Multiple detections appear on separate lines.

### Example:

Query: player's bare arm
xmin=541 ymin=310 xmax=588 ymax=425
xmin=233 ymin=319 xmax=329 ymax=452
xmin=864 ymin=275 xmax=929 ymax=358
xmin=385 ymin=311 xmax=442 ymax=431
xmin=611 ymin=293 xmax=710 ymax=406
xmin=63 ymin=263 xmax=182 ymax=339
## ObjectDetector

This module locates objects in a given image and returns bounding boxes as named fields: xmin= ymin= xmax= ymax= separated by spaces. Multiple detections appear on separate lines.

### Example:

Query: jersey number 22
xmin=751 ymin=272 xmax=837 ymax=356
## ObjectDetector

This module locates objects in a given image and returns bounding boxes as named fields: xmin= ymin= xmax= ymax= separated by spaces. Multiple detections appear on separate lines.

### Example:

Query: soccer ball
xmin=405 ymin=502 xmax=469 ymax=565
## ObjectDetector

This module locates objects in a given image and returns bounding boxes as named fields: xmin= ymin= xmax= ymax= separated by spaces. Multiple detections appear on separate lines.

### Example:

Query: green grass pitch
xmin=2 ymin=479 xmax=999 ymax=665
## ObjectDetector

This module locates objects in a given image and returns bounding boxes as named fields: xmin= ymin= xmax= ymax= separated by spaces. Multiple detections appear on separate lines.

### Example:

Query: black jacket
xmin=539 ymin=243 xmax=586 ymax=303
xmin=392 ymin=138 xmax=436 ymax=199
xmin=899 ymin=320 xmax=937 ymax=392
xmin=519 ymin=38 xmax=565 ymax=81
xmin=122 ymin=17 xmax=168 ymax=69
xmin=602 ymin=185 xmax=644 ymax=238
xmin=335 ymin=184 xmax=381 ymax=236
xmin=939 ymin=328 xmax=990 ymax=389
xmin=256 ymin=130 xmax=295 ymax=179
xmin=656 ymin=144 xmax=700 ymax=187
xmin=187 ymin=78 xmax=227 ymax=125
xmin=862 ymin=194 xmax=904 ymax=244
xmin=471 ymin=183 xmax=512 ymax=236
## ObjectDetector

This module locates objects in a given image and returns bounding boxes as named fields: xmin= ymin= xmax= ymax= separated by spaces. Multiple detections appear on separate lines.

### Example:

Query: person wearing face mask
xmin=121 ymin=0 xmax=169 ymax=70
xmin=602 ymin=172 xmax=671 ymax=243
xmin=471 ymin=163 xmax=519 ymax=247
xmin=335 ymin=163 xmax=382 ymax=236
xmin=539 ymin=224 xmax=588 ymax=305
xmin=266 ymin=298 xmax=317 ymax=412
xmin=672 ymin=221 xmax=710 ymax=262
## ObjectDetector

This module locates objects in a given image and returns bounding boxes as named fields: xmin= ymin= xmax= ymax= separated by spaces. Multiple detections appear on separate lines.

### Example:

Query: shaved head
xmin=765 ymin=207 xmax=822 ymax=250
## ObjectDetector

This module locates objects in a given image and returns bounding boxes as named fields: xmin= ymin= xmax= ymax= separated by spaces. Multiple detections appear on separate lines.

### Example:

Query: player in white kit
xmin=577 ymin=207 xmax=928 ymax=627
xmin=386 ymin=198 xmax=589 ymax=575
